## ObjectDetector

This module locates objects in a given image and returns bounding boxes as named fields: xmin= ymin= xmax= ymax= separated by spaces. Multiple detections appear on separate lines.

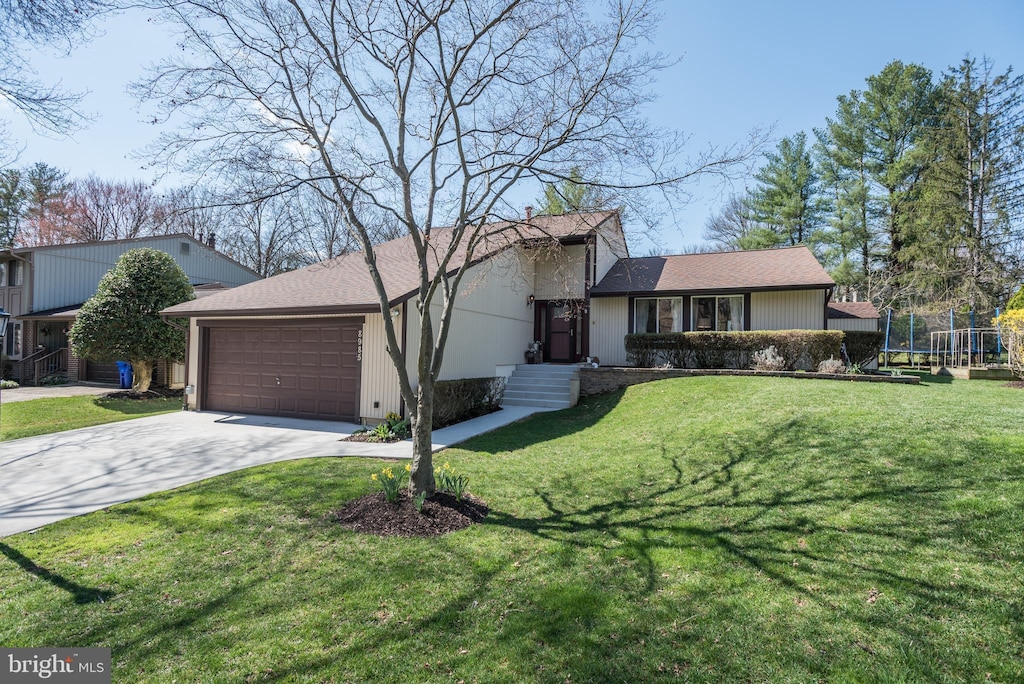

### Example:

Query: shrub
xmin=0 ymin=379 xmax=19 ymax=389
xmin=995 ymin=309 xmax=1024 ymax=378
xmin=817 ymin=357 xmax=845 ymax=374
xmin=751 ymin=346 xmax=786 ymax=371
xmin=1006 ymin=284 xmax=1024 ymax=311
xmin=624 ymin=330 xmax=843 ymax=371
xmin=843 ymin=330 xmax=884 ymax=367
xmin=432 ymin=377 xmax=505 ymax=428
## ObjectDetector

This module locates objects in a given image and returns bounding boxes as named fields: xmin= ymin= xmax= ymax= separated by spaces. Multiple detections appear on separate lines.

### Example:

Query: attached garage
xmin=200 ymin=319 xmax=363 ymax=422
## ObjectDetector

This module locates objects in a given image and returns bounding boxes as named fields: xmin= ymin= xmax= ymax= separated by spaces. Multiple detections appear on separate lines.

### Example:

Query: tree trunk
xmin=131 ymin=359 xmax=154 ymax=393
xmin=409 ymin=379 xmax=436 ymax=497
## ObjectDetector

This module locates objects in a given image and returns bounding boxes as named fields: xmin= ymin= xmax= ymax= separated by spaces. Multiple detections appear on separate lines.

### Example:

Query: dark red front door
xmin=548 ymin=305 xmax=574 ymax=362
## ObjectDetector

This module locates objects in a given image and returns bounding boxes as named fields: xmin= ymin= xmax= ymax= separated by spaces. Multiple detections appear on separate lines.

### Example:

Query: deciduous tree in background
xmin=135 ymin=0 xmax=764 ymax=496
xmin=69 ymin=248 xmax=193 ymax=392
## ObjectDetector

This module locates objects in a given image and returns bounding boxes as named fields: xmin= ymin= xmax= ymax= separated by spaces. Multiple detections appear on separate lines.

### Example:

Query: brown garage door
xmin=203 ymin=320 xmax=362 ymax=421
xmin=85 ymin=360 xmax=119 ymax=384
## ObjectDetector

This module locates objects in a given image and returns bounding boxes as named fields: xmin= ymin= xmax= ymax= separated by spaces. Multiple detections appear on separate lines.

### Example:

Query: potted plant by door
xmin=525 ymin=340 xmax=542 ymax=364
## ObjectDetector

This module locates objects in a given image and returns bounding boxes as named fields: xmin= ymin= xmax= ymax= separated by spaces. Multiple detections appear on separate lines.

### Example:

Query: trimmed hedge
xmin=843 ymin=330 xmax=884 ymax=366
xmin=625 ymin=330 xmax=844 ymax=371
xmin=432 ymin=376 xmax=506 ymax=429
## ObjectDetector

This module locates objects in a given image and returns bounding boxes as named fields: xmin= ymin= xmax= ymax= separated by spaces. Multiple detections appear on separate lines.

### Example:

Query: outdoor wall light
xmin=527 ymin=295 xmax=535 ymax=307
xmin=390 ymin=308 xmax=401 ymax=319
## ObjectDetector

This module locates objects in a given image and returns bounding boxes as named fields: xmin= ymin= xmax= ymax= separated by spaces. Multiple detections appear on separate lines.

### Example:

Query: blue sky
xmin=5 ymin=1 xmax=1024 ymax=253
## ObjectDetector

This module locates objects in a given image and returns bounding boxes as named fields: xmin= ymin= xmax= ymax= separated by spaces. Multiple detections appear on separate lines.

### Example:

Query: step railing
xmin=33 ymin=347 xmax=69 ymax=385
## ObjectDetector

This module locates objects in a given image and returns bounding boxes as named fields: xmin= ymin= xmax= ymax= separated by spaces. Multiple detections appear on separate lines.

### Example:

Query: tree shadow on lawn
xmin=0 ymin=542 xmax=115 ymax=604
xmin=477 ymin=414 xmax=1019 ymax=675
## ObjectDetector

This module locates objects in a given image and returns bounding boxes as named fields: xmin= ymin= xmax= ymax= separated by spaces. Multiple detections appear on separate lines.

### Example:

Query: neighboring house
xmin=1 ymin=235 xmax=261 ymax=385
xmin=163 ymin=211 xmax=840 ymax=424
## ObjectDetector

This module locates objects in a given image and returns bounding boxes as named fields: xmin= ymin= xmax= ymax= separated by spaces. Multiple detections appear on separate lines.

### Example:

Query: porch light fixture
xmin=527 ymin=295 xmax=535 ymax=307
xmin=0 ymin=307 xmax=9 ymax=339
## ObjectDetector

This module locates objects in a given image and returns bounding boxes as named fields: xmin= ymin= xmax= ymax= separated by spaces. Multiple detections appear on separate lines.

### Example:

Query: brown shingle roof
xmin=590 ymin=246 xmax=835 ymax=296
xmin=162 ymin=211 xmax=619 ymax=317
xmin=826 ymin=301 xmax=879 ymax=320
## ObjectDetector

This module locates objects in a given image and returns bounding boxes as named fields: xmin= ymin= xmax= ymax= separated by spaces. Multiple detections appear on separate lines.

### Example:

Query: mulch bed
xmin=1005 ymin=381 xmax=1024 ymax=389
xmin=342 ymin=432 xmax=404 ymax=443
xmin=333 ymin=490 xmax=488 ymax=537
xmin=103 ymin=387 xmax=183 ymax=400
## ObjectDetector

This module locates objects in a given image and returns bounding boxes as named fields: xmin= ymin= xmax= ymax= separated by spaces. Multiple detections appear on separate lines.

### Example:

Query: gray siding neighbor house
xmin=1 ymin=234 xmax=260 ymax=385
xmin=163 ymin=211 xmax=839 ymax=425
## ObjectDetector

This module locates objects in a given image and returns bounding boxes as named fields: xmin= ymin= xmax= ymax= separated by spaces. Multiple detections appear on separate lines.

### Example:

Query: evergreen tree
xmin=748 ymin=132 xmax=821 ymax=247
xmin=861 ymin=61 xmax=938 ymax=272
xmin=910 ymin=56 xmax=1024 ymax=309
xmin=0 ymin=168 xmax=25 ymax=248
xmin=69 ymin=248 xmax=193 ymax=392
xmin=535 ymin=167 xmax=608 ymax=215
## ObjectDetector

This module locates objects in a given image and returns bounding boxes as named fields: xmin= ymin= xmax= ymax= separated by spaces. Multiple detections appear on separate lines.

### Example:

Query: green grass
xmin=2 ymin=376 xmax=1023 ymax=682
xmin=0 ymin=395 xmax=181 ymax=441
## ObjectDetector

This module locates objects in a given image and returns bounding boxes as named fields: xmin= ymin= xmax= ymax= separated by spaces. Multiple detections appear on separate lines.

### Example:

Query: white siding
xmin=360 ymin=313 xmax=403 ymax=421
xmin=751 ymin=290 xmax=827 ymax=330
xmin=31 ymin=237 xmax=259 ymax=311
xmin=595 ymin=231 xmax=623 ymax=284
xmin=534 ymin=244 xmax=585 ymax=300
xmin=185 ymin=318 xmax=200 ymax=409
xmin=828 ymin=318 xmax=879 ymax=332
xmin=405 ymin=252 xmax=535 ymax=385
xmin=589 ymin=296 xmax=629 ymax=365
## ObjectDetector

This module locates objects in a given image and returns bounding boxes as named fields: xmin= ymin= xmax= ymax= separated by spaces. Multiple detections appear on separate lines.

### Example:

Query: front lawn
xmin=1 ymin=376 xmax=1022 ymax=682
xmin=0 ymin=395 xmax=181 ymax=441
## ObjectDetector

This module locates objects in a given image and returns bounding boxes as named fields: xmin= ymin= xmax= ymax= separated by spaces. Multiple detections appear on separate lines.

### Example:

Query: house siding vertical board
xmin=595 ymin=231 xmax=625 ymax=283
xmin=589 ymin=297 xmax=629 ymax=366
xmin=751 ymin=290 xmax=828 ymax=330
xmin=31 ymin=238 xmax=259 ymax=311
xmin=186 ymin=318 xmax=200 ymax=409
xmin=534 ymin=244 xmax=585 ymax=300
xmin=828 ymin=318 xmax=879 ymax=332
xmin=433 ymin=254 xmax=535 ymax=380
xmin=360 ymin=313 xmax=403 ymax=421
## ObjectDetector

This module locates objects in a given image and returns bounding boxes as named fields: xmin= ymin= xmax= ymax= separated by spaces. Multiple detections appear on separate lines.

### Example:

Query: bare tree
xmin=0 ymin=0 xmax=108 ymax=151
xmin=136 ymin=0 xmax=764 ymax=496
xmin=220 ymin=190 xmax=305 ymax=277
xmin=62 ymin=175 xmax=160 ymax=241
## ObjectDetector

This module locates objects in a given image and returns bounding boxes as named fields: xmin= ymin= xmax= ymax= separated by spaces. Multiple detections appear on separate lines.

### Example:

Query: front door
xmin=548 ymin=304 xmax=574 ymax=362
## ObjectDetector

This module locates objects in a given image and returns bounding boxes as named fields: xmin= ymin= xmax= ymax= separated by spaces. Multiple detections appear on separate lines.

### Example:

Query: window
xmin=0 ymin=261 xmax=6 ymax=286
xmin=7 ymin=260 xmax=21 ymax=286
xmin=5 ymin=321 xmax=21 ymax=357
xmin=693 ymin=295 xmax=744 ymax=332
xmin=634 ymin=297 xmax=682 ymax=333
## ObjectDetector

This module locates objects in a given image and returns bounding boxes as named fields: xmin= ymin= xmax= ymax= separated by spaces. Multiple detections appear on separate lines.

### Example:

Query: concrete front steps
xmin=502 ymin=363 xmax=580 ymax=409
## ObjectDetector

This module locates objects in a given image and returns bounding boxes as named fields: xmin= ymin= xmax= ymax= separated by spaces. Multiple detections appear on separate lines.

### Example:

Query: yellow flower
xmin=405 ymin=464 xmax=411 ymax=472
xmin=371 ymin=473 xmax=378 ymax=481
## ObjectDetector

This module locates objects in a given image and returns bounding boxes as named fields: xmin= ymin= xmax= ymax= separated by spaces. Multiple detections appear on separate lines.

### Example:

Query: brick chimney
xmin=207 ymin=231 xmax=216 ymax=250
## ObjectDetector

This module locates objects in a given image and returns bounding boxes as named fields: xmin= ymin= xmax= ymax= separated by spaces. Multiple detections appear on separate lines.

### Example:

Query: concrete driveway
xmin=0 ymin=405 xmax=548 ymax=538
xmin=0 ymin=411 xmax=363 ymax=537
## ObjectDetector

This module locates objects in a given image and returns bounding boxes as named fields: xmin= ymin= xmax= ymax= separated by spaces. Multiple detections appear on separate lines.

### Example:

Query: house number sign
xmin=356 ymin=329 xmax=363 ymax=362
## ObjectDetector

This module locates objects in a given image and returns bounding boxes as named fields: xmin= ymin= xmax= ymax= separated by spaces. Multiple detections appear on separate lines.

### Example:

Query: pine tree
xmin=748 ymin=132 xmax=821 ymax=247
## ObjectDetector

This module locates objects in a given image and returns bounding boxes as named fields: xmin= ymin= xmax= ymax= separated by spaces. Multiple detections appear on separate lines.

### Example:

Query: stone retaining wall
xmin=579 ymin=367 xmax=919 ymax=397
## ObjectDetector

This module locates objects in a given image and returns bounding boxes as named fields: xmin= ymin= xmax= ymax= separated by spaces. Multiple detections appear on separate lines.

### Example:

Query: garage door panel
xmin=205 ymin=322 xmax=362 ymax=421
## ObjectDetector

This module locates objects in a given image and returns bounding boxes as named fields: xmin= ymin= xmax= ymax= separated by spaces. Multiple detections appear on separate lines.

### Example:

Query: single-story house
xmin=163 ymin=210 xmax=843 ymax=424
xmin=1 ymin=234 xmax=260 ymax=385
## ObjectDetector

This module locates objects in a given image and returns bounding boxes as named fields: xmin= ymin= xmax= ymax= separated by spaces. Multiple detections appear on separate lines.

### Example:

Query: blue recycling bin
xmin=116 ymin=361 xmax=133 ymax=389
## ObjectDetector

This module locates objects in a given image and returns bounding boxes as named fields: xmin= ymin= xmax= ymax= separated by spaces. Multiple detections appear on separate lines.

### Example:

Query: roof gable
xmin=826 ymin=301 xmax=880 ymax=319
